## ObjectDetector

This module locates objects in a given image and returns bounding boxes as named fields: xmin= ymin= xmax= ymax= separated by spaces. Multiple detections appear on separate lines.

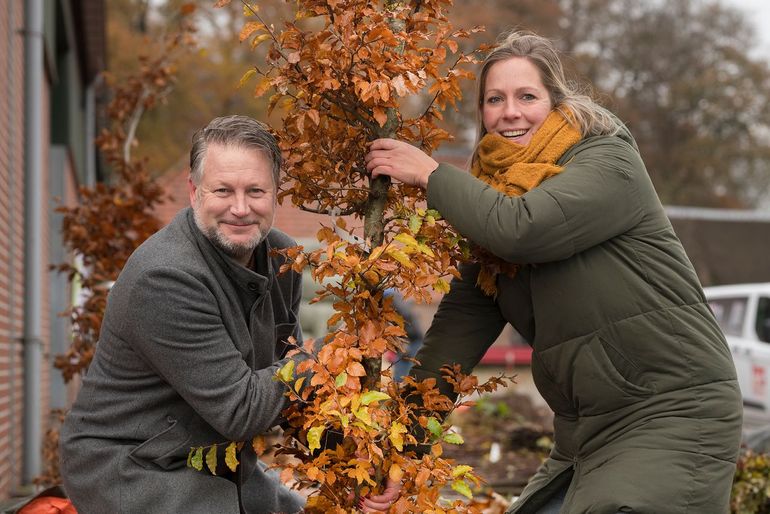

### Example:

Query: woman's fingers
xmin=364 ymin=138 xmax=437 ymax=188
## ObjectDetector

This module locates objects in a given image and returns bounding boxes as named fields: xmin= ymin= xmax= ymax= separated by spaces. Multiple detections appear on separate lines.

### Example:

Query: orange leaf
xmin=280 ymin=467 xmax=294 ymax=484
xmin=415 ymin=467 xmax=431 ymax=487
xmin=346 ymin=361 xmax=366 ymax=377
xmin=372 ymin=107 xmax=387 ymax=127
xmin=239 ymin=22 xmax=264 ymax=43
xmin=306 ymin=109 xmax=320 ymax=126
xmin=389 ymin=463 xmax=404 ymax=482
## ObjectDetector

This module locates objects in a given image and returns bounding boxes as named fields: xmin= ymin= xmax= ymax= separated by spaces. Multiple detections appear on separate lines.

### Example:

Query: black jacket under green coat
xmin=413 ymin=127 xmax=743 ymax=513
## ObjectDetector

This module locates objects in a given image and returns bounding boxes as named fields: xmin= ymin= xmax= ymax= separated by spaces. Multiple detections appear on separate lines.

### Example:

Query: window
xmin=708 ymin=297 xmax=748 ymax=337
xmin=756 ymin=297 xmax=770 ymax=343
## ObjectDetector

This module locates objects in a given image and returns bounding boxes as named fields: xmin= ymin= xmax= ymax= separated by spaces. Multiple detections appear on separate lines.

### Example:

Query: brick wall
xmin=0 ymin=0 xmax=57 ymax=499
xmin=0 ymin=0 xmax=27 ymax=498
xmin=40 ymin=68 xmax=52 ymax=464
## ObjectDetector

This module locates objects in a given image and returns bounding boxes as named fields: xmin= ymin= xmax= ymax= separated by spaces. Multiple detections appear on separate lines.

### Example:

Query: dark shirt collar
xmin=184 ymin=207 xmax=272 ymax=298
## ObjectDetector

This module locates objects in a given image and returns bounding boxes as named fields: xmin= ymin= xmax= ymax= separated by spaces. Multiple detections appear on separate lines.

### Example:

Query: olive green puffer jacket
xmin=413 ymin=128 xmax=742 ymax=513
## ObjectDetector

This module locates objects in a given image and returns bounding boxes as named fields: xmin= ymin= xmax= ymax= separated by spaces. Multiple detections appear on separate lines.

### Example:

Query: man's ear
xmin=188 ymin=176 xmax=197 ymax=205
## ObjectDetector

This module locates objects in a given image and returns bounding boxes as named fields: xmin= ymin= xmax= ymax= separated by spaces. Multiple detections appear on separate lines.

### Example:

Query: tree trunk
xmin=361 ymin=2 xmax=405 ymax=392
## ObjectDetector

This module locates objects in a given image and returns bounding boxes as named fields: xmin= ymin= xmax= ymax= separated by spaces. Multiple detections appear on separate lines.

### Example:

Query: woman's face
xmin=481 ymin=57 xmax=553 ymax=147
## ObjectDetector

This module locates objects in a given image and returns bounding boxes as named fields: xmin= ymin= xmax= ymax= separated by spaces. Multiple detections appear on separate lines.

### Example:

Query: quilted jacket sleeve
xmin=426 ymin=135 xmax=648 ymax=264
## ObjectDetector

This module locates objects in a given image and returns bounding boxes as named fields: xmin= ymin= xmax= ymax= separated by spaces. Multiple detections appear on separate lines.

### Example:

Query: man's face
xmin=189 ymin=143 xmax=276 ymax=265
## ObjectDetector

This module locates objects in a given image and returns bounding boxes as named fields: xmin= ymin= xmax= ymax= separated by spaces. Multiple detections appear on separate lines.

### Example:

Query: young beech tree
xmin=53 ymin=10 xmax=196 ymax=382
xmin=186 ymin=1 xmax=513 ymax=512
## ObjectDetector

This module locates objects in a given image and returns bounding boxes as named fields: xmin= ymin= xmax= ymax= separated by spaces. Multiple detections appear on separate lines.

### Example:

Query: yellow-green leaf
xmin=360 ymin=391 xmax=390 ymax=406
xmin=386 ymin=248 xmax=414 ymax=268
xmin=250 ymin=33 xmax=272 ymax=50
xmin=225 ymin=442 xmax=239 ymax=472
xmin=443 ymin=432 xmax=464 ymax=445
xmin=408 ymin=215 xmax=423 ymax=234
xmin=451 ymin=479 xmax=473 ymax=499
xmin=418 ymin=243 xmax=435 ymax=257
xmin=389 ymin=421 xmax=407 ymax=451
xmin=452 ymin=465 xmax=473 ymax=478
xmin=307 ymin=426 xmax=325 ymax=452
xmin=354 ymin=407 xmax=372 ymax=426
xmin=238 ymin=69 xmax=256 ymax=89
xmin=190 ymin=447 xmax=203 ymax=471
xmin=433 ymin=278 xmax=450 ymax=294
xmin=394 ymin=233 xmax=419 ymax=248
xmin=335 ymin=371 xmax=348 ymax=387
xmin=241 ymin=2 xmax=256 ymax=15
xmin=426 ymin=417 xmax=442 ymax=438
xmin=294 ymin=376 xmax=305 ymax=393
xmin=277 ymin=360 xmax=295 ymax=382
xmin=206 ymin=445 xmax=218 ymax=475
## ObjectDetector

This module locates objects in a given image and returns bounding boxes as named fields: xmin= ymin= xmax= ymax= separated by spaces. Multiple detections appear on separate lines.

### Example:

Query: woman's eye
xmin=521 ymin=93 xmax=536 ymax=101
xmin=486 ymin=96 xmax=502 ymax=104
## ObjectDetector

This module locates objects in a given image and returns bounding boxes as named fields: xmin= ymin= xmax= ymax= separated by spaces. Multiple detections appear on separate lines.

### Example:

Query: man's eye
xmin=215 ymin=188 xmax=230 ymax=195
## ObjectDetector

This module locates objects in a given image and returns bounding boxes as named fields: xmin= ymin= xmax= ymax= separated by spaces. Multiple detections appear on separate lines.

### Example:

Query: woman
xmin=365 ymin=31 xmax=742 ymax=513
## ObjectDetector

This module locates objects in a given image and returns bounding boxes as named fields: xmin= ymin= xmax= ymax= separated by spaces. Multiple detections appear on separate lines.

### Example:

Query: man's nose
xmin=230 ymin=193 xmax=249 ymax=217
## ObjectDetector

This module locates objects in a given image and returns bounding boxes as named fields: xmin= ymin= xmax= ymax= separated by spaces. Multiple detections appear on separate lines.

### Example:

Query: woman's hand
xmin=359 ymin=478 xmax=402 ymax=513
xmin=365 ymin=138 xmax=438 ymax=189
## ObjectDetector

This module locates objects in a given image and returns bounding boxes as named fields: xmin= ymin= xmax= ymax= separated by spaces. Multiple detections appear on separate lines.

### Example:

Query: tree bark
xmin=361 ymin=2 xmax=405 ymax=392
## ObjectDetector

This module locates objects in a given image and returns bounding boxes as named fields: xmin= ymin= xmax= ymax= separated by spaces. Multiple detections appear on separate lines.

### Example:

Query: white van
xmin=703 ymin=283 xmax=770 ymax=429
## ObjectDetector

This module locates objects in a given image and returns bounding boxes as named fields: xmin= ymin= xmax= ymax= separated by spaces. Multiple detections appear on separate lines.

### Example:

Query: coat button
xmin=248 ymin=282 xmax=258 ymax=291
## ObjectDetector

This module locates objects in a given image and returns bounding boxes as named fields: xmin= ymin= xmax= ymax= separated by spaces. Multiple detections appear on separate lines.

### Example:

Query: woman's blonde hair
xmin=475 ymin=30 xmax=622 ymax=145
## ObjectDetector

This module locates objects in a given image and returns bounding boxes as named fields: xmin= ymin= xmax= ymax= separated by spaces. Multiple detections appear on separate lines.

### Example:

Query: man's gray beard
xmin=193 ymin=211 xmax=265 ymax=262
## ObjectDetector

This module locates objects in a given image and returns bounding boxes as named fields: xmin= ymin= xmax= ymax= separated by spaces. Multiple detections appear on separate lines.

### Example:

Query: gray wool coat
xmin=414 ymin=126 xmax=742 ymax=513
xmin=60 ymin=208 xmax=308 ymax=514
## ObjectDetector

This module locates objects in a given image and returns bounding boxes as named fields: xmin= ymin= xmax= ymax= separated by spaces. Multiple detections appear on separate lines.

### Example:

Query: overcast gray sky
xmin=727 ymin=0 xmax=770 ymax=58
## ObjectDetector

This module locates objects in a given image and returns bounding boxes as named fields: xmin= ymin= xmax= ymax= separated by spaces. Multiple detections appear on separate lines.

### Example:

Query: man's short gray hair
xmin=189 ymin=115 xmax=282 ymax=185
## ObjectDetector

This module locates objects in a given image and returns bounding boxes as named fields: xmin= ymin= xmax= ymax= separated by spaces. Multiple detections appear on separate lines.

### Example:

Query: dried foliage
xmin=186 ymin=1 xmax=518 ymax=512
xmin=35 ymin=409 xmax=67 ymax=487
xmin=42 ymin=5 xmax=196 ymax=489
xmin=52 ymin=10 xmax=196 ymax=382
xmin=732 ymin=448 xmax=770 ymax=514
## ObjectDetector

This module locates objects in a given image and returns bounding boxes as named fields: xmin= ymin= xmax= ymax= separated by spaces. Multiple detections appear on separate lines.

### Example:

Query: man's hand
xmin=359 ymin=478 xmax=402 ymax=513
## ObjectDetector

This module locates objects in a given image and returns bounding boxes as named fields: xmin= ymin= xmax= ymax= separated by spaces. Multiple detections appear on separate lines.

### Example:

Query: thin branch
xmin=418 ymin=52 xmax=465 ymax=121
xmin=123 ymin=88 xmax=150 ymax=164
xmin=239 ymin=0 xmax=291 ymax=63
xmin=299 ymin=204 xmax=360 ymax=216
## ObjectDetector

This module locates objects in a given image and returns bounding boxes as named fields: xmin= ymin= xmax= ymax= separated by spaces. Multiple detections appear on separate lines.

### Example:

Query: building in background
xmin=667 ymin=206 xmax=770 ymax=286
xmin=0 ymin=0 xmax=105 ymax=501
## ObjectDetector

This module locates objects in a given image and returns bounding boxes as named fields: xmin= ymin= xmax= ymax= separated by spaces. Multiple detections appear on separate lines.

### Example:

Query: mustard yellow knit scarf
xmin=470 ymin=109 xmax=581 ymax=296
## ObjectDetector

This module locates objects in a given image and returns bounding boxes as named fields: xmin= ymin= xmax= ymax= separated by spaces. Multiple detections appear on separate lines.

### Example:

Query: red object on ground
xmin=17 ymin=496 xmax=77 ymax=514
xmin=478 ymin=345 xmax=532 ymax=366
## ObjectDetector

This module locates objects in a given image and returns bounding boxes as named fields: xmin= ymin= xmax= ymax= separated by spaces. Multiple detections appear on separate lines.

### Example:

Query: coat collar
xmin=182 ymin=207 xmax=272 ymax=299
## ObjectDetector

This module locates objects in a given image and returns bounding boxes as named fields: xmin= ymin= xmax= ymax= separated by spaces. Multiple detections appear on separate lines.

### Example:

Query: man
xmin=60 ymin=115 xmax=308 ymax=513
